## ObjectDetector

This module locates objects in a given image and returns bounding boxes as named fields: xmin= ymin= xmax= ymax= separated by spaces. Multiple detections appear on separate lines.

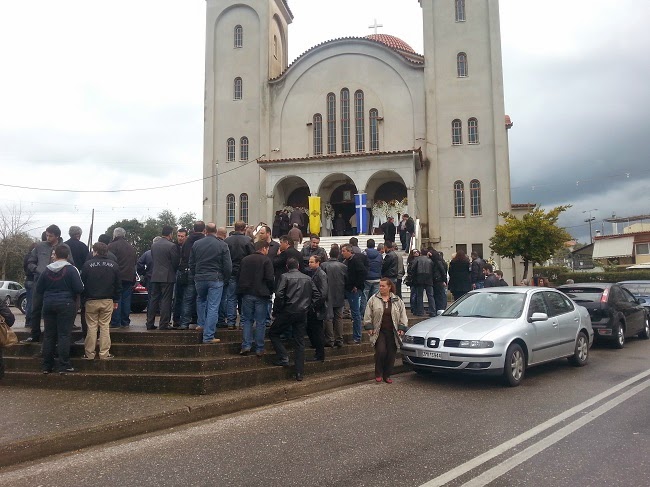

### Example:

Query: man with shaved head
xmin=189 ymin=222 xmax=232 ymax=343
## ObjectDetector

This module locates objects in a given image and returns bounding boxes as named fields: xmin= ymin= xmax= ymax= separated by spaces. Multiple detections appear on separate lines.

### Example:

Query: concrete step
xmin=2 ymin=352 xmax=382 ymax=395
xmin=3 ymin=342 xmax=375 ymax=373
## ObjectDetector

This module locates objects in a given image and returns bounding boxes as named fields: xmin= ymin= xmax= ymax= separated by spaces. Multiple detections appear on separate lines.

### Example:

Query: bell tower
xmin=203 ymin=1 xmax=292 ymax=226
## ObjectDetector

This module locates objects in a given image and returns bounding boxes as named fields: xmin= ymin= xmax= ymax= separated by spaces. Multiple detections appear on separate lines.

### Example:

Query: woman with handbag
xmin=0 ymin=298 xmax=17 ymax=379
xmin=363 ymin=278 xmax=409 ymax=384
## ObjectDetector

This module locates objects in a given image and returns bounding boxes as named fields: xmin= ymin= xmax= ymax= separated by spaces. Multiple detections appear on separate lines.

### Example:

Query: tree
xmin=0 ymin=204 xmax=36 ymax=280
xmin=489 ymin=205 xmax=572 ymax=279
xmin=178 ymin=212 xmax=197 ymax=231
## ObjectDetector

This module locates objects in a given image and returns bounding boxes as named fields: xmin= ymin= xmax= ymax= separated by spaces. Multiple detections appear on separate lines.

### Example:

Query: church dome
xmin=366 ymin=34 xmax=416 ymax=54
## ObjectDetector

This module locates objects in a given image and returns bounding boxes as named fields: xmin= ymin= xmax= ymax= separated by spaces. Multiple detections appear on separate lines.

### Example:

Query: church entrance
xmin=330 ymin=183 xmax=357 ymax=236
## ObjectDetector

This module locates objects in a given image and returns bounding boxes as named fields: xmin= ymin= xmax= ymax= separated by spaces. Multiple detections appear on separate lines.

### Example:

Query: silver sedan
xmin=401 ymin=287 xmax=594 ymax=386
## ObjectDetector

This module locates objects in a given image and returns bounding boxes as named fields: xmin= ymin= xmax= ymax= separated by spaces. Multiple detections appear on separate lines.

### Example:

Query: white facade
xmin=202 ymin=0 xmax=514 ymax=276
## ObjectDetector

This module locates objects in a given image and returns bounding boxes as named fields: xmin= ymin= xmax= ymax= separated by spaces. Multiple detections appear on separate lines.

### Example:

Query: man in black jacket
xmin=180 ymin=221 xmax=205 ymax=329
xmin=273 ymin=235 xmax=302 ymax=288
xmin=483 ymin=264 xmax=501 ymax=288
xmin=224 ymin=221 xmax=255 ymax=330
xmin=470 ymin=252 xmax=486 ymax=289
xmin=81 ymin=242 xmax=121 ymax=360
xmin=341 ymin=244 xmax=367 ymax=344
xmin=147 ymin=226 xmax=180 ymax=330
xmin=108 ymin=227 xmax=137 ymax=328
xmin=399 ymin=214 xmax=415 ymax=251
xmin=306 ymin=255 xmax=329 ymax=362
xmin=65 ymin=225 xmax=88 ymax=272
xmin=409 ymin=252 xmax=436 ymax=317
xmin=172 ymin=228 xmax=188 ymax=327
xmin=321 ymin=247 xmax=347 ymax=348
xmin=269 ymin=258 xmax=317 ymax=381
xmin=256 ymin=225 xmax=279 ymax=258
xmin=237 ymin=240 xmax=274 ymax=356
xmin=381 ymin=241 xmax=399 ymax=282
xmin=381 ymin=216 xmax=397 ymax=245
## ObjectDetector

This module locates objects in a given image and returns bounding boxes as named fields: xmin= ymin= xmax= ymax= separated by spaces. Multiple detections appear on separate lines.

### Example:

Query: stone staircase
xmin=2 ymin=315 xmax=427 ymax=395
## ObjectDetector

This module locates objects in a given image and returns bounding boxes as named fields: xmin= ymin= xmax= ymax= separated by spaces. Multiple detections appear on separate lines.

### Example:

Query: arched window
xmin=240 ymin=136 xmax=249 ymax=161
xmin=313 ymin=114 xmax=323 ymax=155
xmin=470 ymin=180 xmax=482 ymax=216
xmin=234 ymin=77 xmax=242 ymax=100
xmin=226 ymin=194 xmax=235 ymax=226
xmin=452 ymin=119 xmax=462 ymax=145
xmin=454 ymin=181 xmax=465 ymax=217
xmin=340 ymin=88 xmax=350 ymax=153
xmin=227 ymin=138 xmax=235 ymax=162
xmin=468 ymin=118 xmax=479 ymax=144
xmin=455 ymin=0 xmax=466 ymax=22
xmin=327 ymin=93 xmax=336 ymax=154
xmin=354 ymin=90 xmax=365 ymax=152
xmin=369 ymin=108 xmax=379 ymax=152
xmin=457 ymin=52 xmax=468 ymax=77
xmin=239 ymin=193 xmax=249 ymax=223
xmin=234 ymin=25 xmax=243 ymax=48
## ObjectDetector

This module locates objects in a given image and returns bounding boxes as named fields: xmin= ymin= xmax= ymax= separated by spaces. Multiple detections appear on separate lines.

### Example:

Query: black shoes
xmin=20 ymin=337 xmax=38 ymax=344
xmin=295 ymin=374 xmax=303 ymax=381
xmin=59 ymin=367 xmax=75 ymax=374
xmin=239 ymin=349 xmax=250 ymax=356
xmin=272 ymin=358 xmax=290 ymax=367
xmin=306 ymin=357 xmax=324 ymax=363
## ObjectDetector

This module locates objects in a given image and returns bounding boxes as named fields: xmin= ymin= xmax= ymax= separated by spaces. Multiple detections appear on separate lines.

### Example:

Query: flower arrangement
xmin=372 ymin=200 xmax=389 ymax=220
xmin=323 ymin=203 xmax=335 ymax=220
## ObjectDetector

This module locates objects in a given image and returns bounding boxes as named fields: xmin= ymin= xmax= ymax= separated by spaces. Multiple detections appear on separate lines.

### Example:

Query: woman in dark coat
xmin=448 ymin=250 xmax=471 ymax=301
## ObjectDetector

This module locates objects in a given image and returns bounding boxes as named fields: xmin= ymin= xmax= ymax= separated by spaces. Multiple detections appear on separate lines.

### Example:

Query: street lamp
xmin=583 ymin=209 xmax=598 ymax=243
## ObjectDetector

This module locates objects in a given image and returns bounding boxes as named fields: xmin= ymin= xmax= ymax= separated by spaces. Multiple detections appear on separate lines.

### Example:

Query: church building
xmin=202 ymin=0 xmax=516 ymax=274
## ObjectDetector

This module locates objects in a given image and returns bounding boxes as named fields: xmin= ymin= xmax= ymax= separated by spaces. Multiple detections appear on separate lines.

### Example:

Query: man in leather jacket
xmin=269 ymin=257 xmax=318 ymax=381
xmin=306 ymin=255 xmax=329 ymax=363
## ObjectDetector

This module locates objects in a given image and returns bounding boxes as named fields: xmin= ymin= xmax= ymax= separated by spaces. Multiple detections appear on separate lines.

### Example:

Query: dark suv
xmin=557 ymin=283 xmax=649 ymax=348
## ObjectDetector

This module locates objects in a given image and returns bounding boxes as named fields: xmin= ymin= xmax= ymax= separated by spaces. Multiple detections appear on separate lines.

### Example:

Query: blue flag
xmin=355 ymin=193 xmax=367 ymax=235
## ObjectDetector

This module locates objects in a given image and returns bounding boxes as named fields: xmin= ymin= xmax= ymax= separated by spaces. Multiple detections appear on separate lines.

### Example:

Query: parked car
xmin=0 ymin=281 xmax=25 ymax=308
xmin=401 ymin=287 xmax=593 ymax=386
xmin=557 ymin=283 xmax=649 ymax=348
xmin=131 ymin=274 xmax=148 ymax=313
xmin=619 ymin=280 xmax=650 ymax=312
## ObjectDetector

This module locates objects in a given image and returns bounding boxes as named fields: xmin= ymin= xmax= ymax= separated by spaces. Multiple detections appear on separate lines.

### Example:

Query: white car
xmin=0 ymin=280 xmax=25 ymax=308
xmin=401 ymin=287 xmax=594 ymax=386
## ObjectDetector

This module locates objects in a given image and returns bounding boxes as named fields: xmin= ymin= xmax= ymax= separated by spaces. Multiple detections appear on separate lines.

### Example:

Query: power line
xmin=0 ymin=176 xmax=208 ymax=193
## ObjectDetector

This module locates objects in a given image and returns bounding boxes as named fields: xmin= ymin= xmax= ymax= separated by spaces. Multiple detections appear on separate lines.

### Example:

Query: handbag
xmin=0 ymin=316 xmax=18 ymax=348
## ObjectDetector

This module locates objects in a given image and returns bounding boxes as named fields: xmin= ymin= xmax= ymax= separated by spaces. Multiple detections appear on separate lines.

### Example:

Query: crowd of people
xmin=9 ymin=217 xmax=522 ymax=382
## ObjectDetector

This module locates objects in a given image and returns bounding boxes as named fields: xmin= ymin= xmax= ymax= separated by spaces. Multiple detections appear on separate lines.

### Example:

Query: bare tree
xmin=0 ymin=204 xmax=35 ymax=280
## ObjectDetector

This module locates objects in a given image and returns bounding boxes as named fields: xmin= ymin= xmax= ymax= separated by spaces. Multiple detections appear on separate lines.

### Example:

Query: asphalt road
xmin=1 ymin=334 xmax=649 ymax=486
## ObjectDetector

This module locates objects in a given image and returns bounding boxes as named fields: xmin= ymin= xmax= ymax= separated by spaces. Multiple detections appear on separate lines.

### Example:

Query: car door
xmin=543 ymin=290 xmax=578 ymax=357
xmin=619 ymin=286 xmax=646 ymax=334
xmin=527 ymin=291 xmax=559 ymax=364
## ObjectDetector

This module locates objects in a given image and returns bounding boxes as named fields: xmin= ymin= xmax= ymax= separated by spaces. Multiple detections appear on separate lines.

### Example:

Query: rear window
xmin=620 ymin=283 xmax=650 ymax=295
xmin=560 ymin=288 xmax=604 ymax=303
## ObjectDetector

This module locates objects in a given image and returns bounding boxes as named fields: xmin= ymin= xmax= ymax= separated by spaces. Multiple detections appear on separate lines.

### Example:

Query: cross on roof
xmin=368 ymin=19 xmax=383 ymax=35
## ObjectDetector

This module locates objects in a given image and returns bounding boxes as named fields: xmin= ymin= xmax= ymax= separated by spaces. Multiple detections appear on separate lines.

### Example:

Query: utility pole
xmin=582 ymin=208 xmax=598 ymax=243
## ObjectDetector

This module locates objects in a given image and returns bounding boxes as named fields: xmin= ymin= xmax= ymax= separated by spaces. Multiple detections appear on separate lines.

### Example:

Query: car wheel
xmin=638 ymin=316 xmax=650 ymax=340
xmin=568 ymin=332 xmax=589 ymax=367
xmin=503 ymin=343 xmax=525 ymax=387
xmin=4 ymin=296 xmax=10 ymax=306
xmin=18 ymin=295 xmax=27 ymax=315
xmin=613 ymin=323 xmax=625 ymax=349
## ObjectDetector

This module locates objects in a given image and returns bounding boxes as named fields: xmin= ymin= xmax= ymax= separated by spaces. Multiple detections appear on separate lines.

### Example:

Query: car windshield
xmin=620 ymin=283 xmax=650 ymax=296
xmin=443 ymin=292 xmax=526 ymax=319
xmin=560 ymin=288 xmax=603 ymax=302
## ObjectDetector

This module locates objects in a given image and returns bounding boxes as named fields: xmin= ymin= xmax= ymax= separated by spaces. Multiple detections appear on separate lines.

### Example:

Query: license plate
xmin=420 ymin=350 xmax=446 ymax=359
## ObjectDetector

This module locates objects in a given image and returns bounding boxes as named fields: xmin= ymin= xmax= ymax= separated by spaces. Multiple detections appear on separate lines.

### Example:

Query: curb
xmin=0 ymin=364 xmax=407 ymax=469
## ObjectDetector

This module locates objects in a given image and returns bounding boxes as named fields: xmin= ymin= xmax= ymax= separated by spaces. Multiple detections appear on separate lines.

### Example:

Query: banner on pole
xmin=354 ymin=193 xmax=367 ymax=235
xmin=308 ymin=196 xmax=321 ymax=235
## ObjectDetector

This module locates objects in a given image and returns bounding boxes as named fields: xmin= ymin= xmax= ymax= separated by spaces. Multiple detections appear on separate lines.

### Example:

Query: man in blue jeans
xmin=179 ymin=221 xmax=205 ymax=329
xmin=107 ymin=227 xmax=137 ymax=328
xmin=237 ymin=240 xmax=274 ymax=356
xmin=189 ymin=223 xmax=232 ymax=344
xmin=341 ymin=244 xmax=367 ymax=344
xmin=224 ymin=221 xmax=255 ymax=330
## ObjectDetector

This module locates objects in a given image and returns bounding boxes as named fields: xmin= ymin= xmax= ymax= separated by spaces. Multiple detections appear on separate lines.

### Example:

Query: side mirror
xmin=529 ymin=312 xmax=548 ymax=323
xmin=436 ymin=309 xmax=444 ymax=316
xmin=638 ymin=298 xmax=646 ymax=304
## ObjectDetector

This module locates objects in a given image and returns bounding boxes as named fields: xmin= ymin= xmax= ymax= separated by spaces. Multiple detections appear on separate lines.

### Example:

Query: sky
xmin=0 ymin=0 xmax=648 ymax=245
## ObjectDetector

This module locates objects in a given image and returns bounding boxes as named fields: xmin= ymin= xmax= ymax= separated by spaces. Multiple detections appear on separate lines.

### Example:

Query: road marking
xmin=461 ymin=378 xmax=650 ymax=486
xmin=420 ymin=367 xmax=650 ymax=487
